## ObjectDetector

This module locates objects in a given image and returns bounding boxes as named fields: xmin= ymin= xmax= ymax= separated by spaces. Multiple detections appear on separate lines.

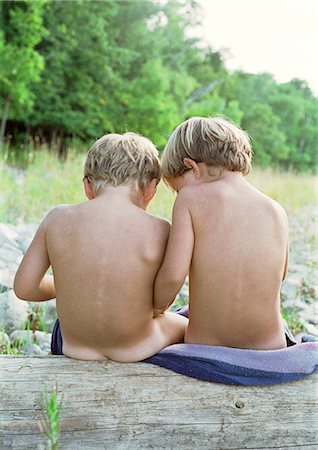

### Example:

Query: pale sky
xmin=195 ymin=0 xmax=318 ymax=95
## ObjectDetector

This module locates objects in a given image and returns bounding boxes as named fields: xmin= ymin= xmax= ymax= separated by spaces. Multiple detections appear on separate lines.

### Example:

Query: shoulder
xmin=174 ymin=186 xmax=198 ymax=208
xmin=145 ymin=211 xmax=170 ymax=234
xmin=174 ymin=184 xmax=217 ymax=211
xmin=271 ymin=199 xmax=289 ymax=226
xmin=260 ymin=195 xmax=289 ymax=231
xmin=42 ymin=204 xmax=76 ymax=229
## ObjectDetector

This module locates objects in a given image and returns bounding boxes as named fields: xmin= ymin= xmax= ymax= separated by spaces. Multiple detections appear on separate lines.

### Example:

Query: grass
xmin=247 ymin=168 xmax=317 ymax=213
xmin=1 ymin=320 xmax=33 ymax=355
xmin=40 ymin=383 xmax=62 ymax=450
xmin=0 ymin=147 xmax=316 ymax=224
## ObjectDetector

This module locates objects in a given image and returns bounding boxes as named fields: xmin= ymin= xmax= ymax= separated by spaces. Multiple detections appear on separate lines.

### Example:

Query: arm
xmin=13 ymin=214 xmax=56 ymax=301
xmin=154 ymin=190 xmax=194 ymax=313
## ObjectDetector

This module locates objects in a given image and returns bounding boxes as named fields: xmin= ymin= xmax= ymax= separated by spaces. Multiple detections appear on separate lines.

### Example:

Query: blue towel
xmin=143 ymin=306 xmax=318 ymax=385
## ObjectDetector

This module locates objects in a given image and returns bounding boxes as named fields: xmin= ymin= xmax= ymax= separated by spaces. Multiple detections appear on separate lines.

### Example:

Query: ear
xmin=141 ymin=178 xmax=158 ymax=209
xmin=183 ymin=158 xmax=201 ymax=179
xmin=83 ymin=177 xmax=95 ymax=200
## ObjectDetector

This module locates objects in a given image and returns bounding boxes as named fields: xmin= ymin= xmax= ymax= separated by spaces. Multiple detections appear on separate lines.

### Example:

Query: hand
xmin=153 ymin=308 xmax=166 ymax=318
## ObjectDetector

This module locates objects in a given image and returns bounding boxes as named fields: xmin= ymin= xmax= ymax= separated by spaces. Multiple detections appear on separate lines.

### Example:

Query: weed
xmin=28 ymin=303 xmax=49 ymax=333
xmin=282 ymin=307 xmax=306 ymax=335
xmin=40 ymin=383 xmax=62 ymax=450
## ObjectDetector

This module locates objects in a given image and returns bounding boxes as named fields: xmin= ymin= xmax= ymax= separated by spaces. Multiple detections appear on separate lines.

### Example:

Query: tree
xmin=29 ymin=0 xmax=120 ymax=149
xmin=0 ymin=0 xmax=46 ymax=146
xmin=123 ymin=58 xmax=179 ymax=148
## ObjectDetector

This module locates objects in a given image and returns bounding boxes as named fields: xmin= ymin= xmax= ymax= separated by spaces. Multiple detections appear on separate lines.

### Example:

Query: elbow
xmin=162 ymin=267 xmax=187 ymax=289
xmin=13 ymin=277 xmax=31 ymax=301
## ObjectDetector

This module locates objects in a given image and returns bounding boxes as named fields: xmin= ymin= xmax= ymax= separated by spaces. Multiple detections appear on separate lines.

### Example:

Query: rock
xmin=15 ymin=223 xmax=38 ymax=253
xmin=34 ymin=330 xmax=52 ymax=348
xmin=298 ymin=303 xmax=318 ymax=324
xmin=281 ymin=278 xmax=301 ymax=300
xmin=0 ymin=290 xmax=30 ymax=333
xmin=0 ymin=241 xmax=23 ymax=265
xmin=9 ymin=329 xmax=52 ymax=355
xmin=0 ymin=331 xmax=10 ymax=352
xmin=10 ymin=329 xmax=33 ymax=345
xmin=0 ymin=223 xmax=20 ymax=246
xmin=23 ymin=343 xmax=45 ymax=356
xmin=281 ymin=298 xmax=301 ymax=310
xmin=288 ymin=263 xmax=307 ymax=274
xmin=0 ymin=225 xmax=23 ymax=289
xmin=303 ymin=322 xmax=318 ymax=337
xmin=44 ymin=299 xmax=57 ymax=332
xmin=0 ymin=265 xmax=20 ymax=290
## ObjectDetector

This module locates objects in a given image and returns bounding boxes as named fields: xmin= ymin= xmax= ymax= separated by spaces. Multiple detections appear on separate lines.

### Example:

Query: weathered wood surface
xmin=1 ymin=356 xmax=317 ymax=450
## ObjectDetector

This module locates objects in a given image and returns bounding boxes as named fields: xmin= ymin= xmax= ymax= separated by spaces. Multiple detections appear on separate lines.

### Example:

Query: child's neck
xmin=204 ymin=166 xmax=244 ymax=184
xmin=94 ymin=184 xmax=146 ymax=209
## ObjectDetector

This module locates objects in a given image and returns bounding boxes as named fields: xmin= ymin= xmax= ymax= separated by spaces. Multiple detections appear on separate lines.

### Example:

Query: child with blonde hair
xmin=154 ymin=117 xmax=289 ymax=350
xmin=14 ymin=132 xmax=187 ymax=361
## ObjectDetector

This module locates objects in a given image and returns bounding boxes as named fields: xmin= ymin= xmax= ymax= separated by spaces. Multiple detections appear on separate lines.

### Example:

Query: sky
xmin=195 ymin=0 xmax=318 ymax=95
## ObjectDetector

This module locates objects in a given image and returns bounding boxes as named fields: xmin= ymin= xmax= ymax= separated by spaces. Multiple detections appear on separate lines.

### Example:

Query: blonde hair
xmin=84 ymin=132 xmax=161 ymax=194
xmin=161 ymin=117 xmax=252 ymax=187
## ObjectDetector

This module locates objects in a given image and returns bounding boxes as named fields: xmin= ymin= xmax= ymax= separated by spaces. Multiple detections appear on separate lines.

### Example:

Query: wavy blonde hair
xmin=84 ymin=132 xmax=161 ymax=194
xmin=161 ymin=117 xmax=252 ymax=188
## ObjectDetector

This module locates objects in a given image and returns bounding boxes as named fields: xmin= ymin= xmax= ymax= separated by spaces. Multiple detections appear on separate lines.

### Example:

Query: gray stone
xmin=0 ymin=266 xmax=17 ymax=290
xmin=15 ymin=223 xmax=38 ymax=253
xmin=281 ymin=278 xmax=301 ymax=301
xmin=298 ymin=303 xmax=318 ymax=324
xmin=0 ymin=223 xmax=19 ymax=246
xmin=9 ymin=329 xmax=33 ymax=345
xmin=0 ymin=290 xmax=30 ymax=333
xmin=0 ymin=331 xmax=10 ymax=352
xmin=9 ymin=329 xmax=52 ymax=354
xmin=44 ymin=299 xmax=57 ymax=332
xmin=0 ymin=241 xmax=23 ymax=265
xmin=33 ymin=330 xmax=52 ymax=348
xmin=287 ymin=264 xmax=307 ymax=274
xmin=303 ymin=322 xmax=318 ymax=336
xmin=23 ymin=342 xmax=45 ymax=356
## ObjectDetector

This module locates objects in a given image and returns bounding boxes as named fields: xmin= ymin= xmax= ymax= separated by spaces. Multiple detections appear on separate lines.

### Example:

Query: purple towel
xmin=143 ymin=305 xmax=318 ymax=385
xmin=144 ymin=340 xmax=318 ymax=386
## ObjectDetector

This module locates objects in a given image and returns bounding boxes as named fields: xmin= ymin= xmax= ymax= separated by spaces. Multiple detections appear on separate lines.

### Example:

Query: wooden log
xmin=1 ymin=355 xmax=317 ymax=449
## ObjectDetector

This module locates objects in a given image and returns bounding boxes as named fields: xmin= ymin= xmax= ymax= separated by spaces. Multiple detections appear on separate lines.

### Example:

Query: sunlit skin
xmin=154 ymin=159 xmax=288 ymax=350
xmin=14 ymin=178 xmax=188 ymax=362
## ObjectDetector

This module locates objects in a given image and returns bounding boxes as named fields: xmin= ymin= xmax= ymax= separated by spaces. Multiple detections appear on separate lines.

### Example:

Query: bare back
xmin=183 ymin=177 xmax=288 ymax=349
xmin=46 ymin=196 xmax=172 ymax=359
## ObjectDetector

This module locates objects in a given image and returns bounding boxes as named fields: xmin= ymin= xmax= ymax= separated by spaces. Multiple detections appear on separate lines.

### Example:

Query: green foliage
xmin=0 ymin=0 xmax=46 ymax=114
xmin=1 ymin=0 xmax=317 ymax=170
xmin=281 ymin=308 xmax=305 ymax=336
xmin=222 ymin=72 xmax=318 ymax=170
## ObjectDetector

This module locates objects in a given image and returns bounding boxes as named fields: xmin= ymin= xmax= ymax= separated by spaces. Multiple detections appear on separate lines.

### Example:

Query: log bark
xmin=1 ymin=355 xmax=317 ymax=449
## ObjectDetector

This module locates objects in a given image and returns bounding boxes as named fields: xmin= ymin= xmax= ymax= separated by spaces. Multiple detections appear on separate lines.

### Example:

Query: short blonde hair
xmin=84 ymin=132 xmax=161 ymax=194
xmin=161 ymin=117 xmax=252 ymax=186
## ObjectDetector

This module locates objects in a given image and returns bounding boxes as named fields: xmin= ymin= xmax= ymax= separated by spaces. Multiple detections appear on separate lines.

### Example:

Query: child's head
xmin=84 ymin=132 xmax=160 ymax=195
xmin=161 ymin=117 xmax=252 ymax=189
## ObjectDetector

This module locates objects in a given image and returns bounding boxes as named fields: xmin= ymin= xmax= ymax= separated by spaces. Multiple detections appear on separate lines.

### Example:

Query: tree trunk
xmin=0 ymin=96 xmax=10 ymax=148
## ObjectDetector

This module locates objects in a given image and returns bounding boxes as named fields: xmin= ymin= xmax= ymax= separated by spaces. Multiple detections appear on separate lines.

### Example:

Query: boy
xmin=154 ymin=117 xmax=289 ymax=350
xmin=14 ymin=133 xmax=187 ymax=361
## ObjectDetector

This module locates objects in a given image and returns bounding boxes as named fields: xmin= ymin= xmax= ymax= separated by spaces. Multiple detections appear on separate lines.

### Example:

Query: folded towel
xmin=144 ymin=306 xmax=318 ymax=385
